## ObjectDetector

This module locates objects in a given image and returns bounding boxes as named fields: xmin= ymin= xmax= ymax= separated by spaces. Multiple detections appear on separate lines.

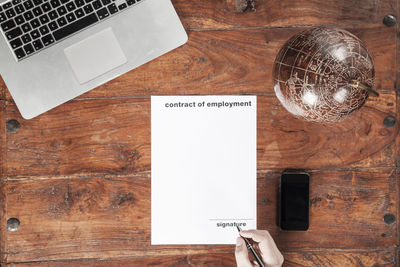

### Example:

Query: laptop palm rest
xmin=64 ymin=27 xmax=127 ymax=84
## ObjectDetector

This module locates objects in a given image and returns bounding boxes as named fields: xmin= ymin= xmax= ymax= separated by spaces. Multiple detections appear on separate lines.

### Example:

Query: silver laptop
xmin=0 ymin=0 xmax=187 ymax=119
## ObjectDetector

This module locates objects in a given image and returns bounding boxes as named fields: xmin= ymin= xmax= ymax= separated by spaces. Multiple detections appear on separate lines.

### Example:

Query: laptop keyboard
xmin=0 ymin=0 xmax=141 ymax=61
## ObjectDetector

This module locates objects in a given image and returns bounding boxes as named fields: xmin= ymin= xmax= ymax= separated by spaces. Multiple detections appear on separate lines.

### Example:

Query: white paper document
xmin=151 ymin=95 xmax=257 ymax=244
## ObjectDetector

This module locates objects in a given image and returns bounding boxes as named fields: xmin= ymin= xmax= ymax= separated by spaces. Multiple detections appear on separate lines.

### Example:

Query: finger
xmin=240 ymin=230 xmax=284 ymax=267
xmin=240 ymin=230 xmax=270 ymax=243
xmin=235 ymin=237 xmax=253 ymax=267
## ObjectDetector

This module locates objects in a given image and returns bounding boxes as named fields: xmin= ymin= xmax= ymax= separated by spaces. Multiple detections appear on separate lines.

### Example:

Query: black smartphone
xmin=279 ymin=172 xmax=310 ymax=231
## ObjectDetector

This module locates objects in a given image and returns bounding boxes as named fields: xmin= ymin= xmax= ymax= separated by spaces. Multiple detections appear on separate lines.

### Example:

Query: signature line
xmin=209 ymin=219 xmax=254 ymax=221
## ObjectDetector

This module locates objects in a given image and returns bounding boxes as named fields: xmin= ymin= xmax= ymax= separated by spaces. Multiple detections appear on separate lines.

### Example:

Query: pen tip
xmin=237 ymin=226 xmax=241 ymax=232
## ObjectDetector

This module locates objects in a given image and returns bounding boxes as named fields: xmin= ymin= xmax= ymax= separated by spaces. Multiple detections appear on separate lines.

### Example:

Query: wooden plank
xmin=257 ymin=91 xmax=397 ymax=169
xmin=2 ymin=26 xmax=396 ymax=101
xmin=2 ymin=169 xmax=396 ymax=262
xmin=0 ymin=180 xmax=6 ymax=263
xmin=0 ymin=99 xmax=5 ymax=178
xmin=5 ymin=254 xmax=235 ymax=267
xmin=6 ymin=98 xmax=151 ymax=178
xmin=0 ymin=76 xmax=6 ymax=101
xmin=282 ymin=250 xmax=396 ymax=266
xmin=397 ymin=168 xmax=400 ymax=252
xmin=0 ymin=98 xmax=5 ymax=262
xmin=174 ymin=0 xmax=397 ymax=29
xmin=396 ymin=9 xmax=399 ymax=248
xmin=257 ymin=169 xmax=397 ymax=250
xmin=4 ymin=250 xmax=397 ymax=266
xmin=4 ymin=92 xmax=397 ymax=178
xmin=396 ymin=7 xmax=399 ymax=252
xmin=349 ymin=85 xmax=397 ymax=169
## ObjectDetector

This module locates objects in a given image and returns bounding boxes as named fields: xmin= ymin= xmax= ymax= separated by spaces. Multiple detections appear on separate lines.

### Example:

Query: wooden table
xmin=0 ymin=0 xmax=399 ymax=266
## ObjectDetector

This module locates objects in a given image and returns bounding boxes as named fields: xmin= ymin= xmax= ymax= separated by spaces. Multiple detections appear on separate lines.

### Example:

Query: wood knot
xmin=111 ymin=191 xmax=135 ymax=209
xmin=310 ymin=197 xmax=322 ymax=205
xmin=226 ymin=0 xmax=256 ymax=13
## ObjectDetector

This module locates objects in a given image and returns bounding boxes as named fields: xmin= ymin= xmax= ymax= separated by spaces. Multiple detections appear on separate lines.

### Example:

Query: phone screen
xmin=279 ymin=172 xmax=309 ymax=230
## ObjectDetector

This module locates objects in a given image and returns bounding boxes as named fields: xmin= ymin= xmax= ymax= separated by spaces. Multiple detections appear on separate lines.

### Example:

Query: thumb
xmin=235 ymin=237 xmax=253 ymax=267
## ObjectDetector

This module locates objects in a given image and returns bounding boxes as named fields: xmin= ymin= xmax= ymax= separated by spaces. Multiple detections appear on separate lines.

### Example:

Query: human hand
xmin=235 ymin=230 xmax=283 ymax=267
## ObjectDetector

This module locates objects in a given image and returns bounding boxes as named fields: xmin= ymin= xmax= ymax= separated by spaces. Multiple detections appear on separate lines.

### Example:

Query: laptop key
xmin=41 ymin=2 xmax=51 ymax=12
xmin=48 ymin=21 xmax=58 ymax=30
xmin=32 ymin=0 xmax=43 ymax=6
xmin=50 ymin=0 xmax=61 ymax=8
xmin=96 ymin=7 xmax=108 ymax=19
xmin=39 ymin=24 xmax=49 ymax=35
xmin=75 ymin=0 xmax=85 ymax=7
xmin=5 ymin=8 xmax=16 ymax=19
xmin=32 ymin=6 xmax=42 ymax=16
xmin=30 ymin=29 xmax=40 ymax=39
xmin=23 ymin=43 xmax=34 ymax=54
xmin=101 ymin=0 xmax=110 ymax=5
xmin=0 ymin=13 xmax=6 ymax=22
xmin=127 ymin=0 xmax=136 ymax=5
xmin=83 ymin=4 xmax=93 ymax=14
xmin=5 ymin=26 xmax=22 ymax=40
xmin=14 ymin=14 xmax=24 ymax=24
xmin=3 ymin=3 xmax=12 ymax=9
xmin=60 ymin=0 xmax=69 ymax=3
xmin=1 ymin=19 xmax=16 ymax=31
xmin=39 ymin=13 xmax=49 ymax=24
xmin=10 ymin=37 xmax=22 ymax=48
xmin=118 ymin=3 xmax=127 ymax=10
xmin=21 ymin=33 xmax=32 ymax=43
xmin=14 ymin=47 xmax=25 ymax=59
xmin=57 ymin=16 xmax=67 ymax=27
xmin=66 ymin=12 xmax=76 ymax=22
xmin=48 ymin=10 xmax=58 ymax=20
xmin=23 ymin=0 xmax=34 ymax=9
xmin=41 ymin=33 xmax=54 ymax=46
xmin=92 ymin=0 xmax=102 ymax=10
xmin=23 ymin=10 xmax=33 ymax=21
xmin=66 ymin=2 xmax=76 ymax=12
xmin=107 ymin=3 xmax=117 ymax=14
xmin=53 ymin=12 xmax=98 ymax=41
xmin=14 ymin=4 xmax=25 ymax=14
xmin=74 ymin=8 xmax=84 ymax=18
xmin=21 ymin=22 xmax=31 ymax=32
xmin=32 ymin=39 xmax=43 ymax=50
xmin=57 ymin=6 xmax=67 ymax=15
xmin=30 ymin=18 xmax=40 ymax=28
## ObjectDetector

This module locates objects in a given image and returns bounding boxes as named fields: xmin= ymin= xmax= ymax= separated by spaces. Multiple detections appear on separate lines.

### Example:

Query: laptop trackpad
xmin=64 ymin=27 xmax=127 ymax=84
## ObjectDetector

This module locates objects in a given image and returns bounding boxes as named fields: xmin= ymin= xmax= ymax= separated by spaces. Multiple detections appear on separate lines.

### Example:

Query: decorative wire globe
xmin=273 ymin=27 xmax=375 ymax=123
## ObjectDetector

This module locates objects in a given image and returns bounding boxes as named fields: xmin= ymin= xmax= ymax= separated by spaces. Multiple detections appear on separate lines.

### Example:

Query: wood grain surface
xmin=0 ymin=0 xmax=399 ymax=266
xmin=5 ymin=250 xmax=397 ymax=266
xmin=3 ymin=92 xmax=397 ymax=178
xmin=174 ymin=0 xmax=397 ymax=29
xmin=3 ymin=26 xmax=395 ymax=101
xmin=2 ymin=169 xmax=396 ymax=262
